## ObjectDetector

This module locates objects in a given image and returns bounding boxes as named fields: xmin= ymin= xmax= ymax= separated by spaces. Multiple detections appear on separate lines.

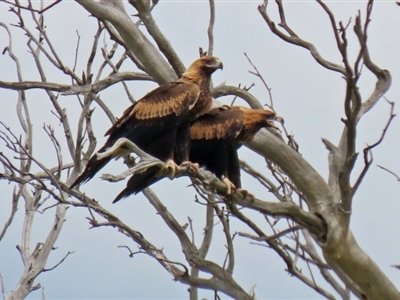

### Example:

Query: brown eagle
xmin=70 ymin=56 xmax=223 ymax=190
xmin=113 ymin=105 xmax=282 ymax=201
xmin=189 ymin=105 xmax=283 ymax=194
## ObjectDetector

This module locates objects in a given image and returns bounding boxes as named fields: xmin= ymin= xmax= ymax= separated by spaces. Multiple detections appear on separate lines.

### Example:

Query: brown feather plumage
xmin=190 ymin=106 xmax=278 ymax=142
xmin=105 ymin=82 xmax=200 ymax=136
xmin=182 ymin=56 xmax=223 ymax=120
xmin=105 ymin=56 xmax=222 ymax=137
xmin=70 ymin=56 xmax=223 ymax=199
xmin=189 ymin=105 xmax=281 ymax=190
xmin=72 ymin=56 xmax=222 ymax=190
xmin=237 ymin=106 xmax=277 ymax=141
xmin=190 ymin=106 xmax=243 ymax=140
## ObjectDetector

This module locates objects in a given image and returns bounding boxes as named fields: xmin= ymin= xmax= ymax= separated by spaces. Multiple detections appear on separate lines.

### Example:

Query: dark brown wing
xmin=105 ymin=81 xmax=200 ymax=136
xmin=189 ymin=106 xmax=245 ymax=187
xmin=226 ymin=143 xmax=241 ymax=188
xmin=71 ymin=81 xmax=200 ymax=189
xmin=189 ymin=106 xmax=278 ymax=189
xmin=190 ymin=106 xmax=244 ymax=141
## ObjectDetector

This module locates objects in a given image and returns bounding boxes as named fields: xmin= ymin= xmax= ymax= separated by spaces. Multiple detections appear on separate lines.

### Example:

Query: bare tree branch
xmin=3 ymin=0 xmax=61 ymax=14
xmin=76 ymin=0 xmax=177 ymax=84
xmin=0 ymin=187 xmax=19 ymax=241
xmin=207 ymin=0 xmax=215 ymax=56
xmin=377 ymin=165 xmax=400 ymax=182
xmin=258 ymin=0 xmax=346 ymax=75
xmin=128 ymin=0 xmax=185 ymax=77
xmin=244 ymin=52 xmax=274 ymax=109
xmin=0 ymin=72 xmax=153 ymax=95
xmin=189 ymin=197 xmax=215 ymax=300
xmin=247 ymin=128 xmax=398 ymax=298
xmin=212 ymin=83 xmax=263 ymax=109
xmin=353 ymin=100 xmax=396 ymax=195
xmin=142 ymin=189 xmax=253 ymax=300
xmin=43 ymin=251 xmax=75 ymax=272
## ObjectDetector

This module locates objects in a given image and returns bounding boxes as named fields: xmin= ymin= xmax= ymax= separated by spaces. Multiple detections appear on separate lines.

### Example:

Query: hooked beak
xmin=275 ymin=115 xmax=284 ymax=125
xmin=266 ymin=120 xmax=279 ymax=130
xmin=217 ymin=60 xmax=223 ymax=70
xmin=266 ymin=114 xmax=284 ymax=130
xmin=208 ymin=58 xmax=223 ymax=70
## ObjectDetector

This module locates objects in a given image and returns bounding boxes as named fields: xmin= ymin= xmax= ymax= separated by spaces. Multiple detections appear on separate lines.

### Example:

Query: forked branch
xmin=258 ymin=0 xmax=346 ymax=75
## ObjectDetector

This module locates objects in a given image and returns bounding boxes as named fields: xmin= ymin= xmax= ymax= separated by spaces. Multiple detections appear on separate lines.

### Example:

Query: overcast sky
xmin=1 ymin=1 xmax=400 ymax=299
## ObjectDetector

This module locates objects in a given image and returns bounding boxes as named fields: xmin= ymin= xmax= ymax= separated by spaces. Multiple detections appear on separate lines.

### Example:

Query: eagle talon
xmin=164 ymin=159 xmax=180 ymax=178
xmin=123 ymin=154 xmax=136 ymax=167
xmin=221 ymin=176 xmax=236 ymax=195
xmin=180 ymin=161 xmax=200 ymax=174
xmin=238 ymin=188 xmax=255 ymax=201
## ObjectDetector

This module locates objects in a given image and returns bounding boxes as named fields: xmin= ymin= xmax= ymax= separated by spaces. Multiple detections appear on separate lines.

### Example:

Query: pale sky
xmin=0 ymin=1 xmax=399 ymax=299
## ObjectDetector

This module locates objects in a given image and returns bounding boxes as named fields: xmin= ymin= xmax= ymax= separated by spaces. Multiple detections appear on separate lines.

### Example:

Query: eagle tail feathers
xmin=112 ymin=166 xmax=161 ymax=203
xmin=70 ymin=145 xmax=111 ymax=189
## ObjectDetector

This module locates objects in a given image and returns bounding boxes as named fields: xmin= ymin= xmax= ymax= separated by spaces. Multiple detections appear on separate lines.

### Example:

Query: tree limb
xmin=76 ymin=0 xmax=177 ymax=84
xmin=258 ymin=0 xmax=346 ymax=75
xmin=128 ymin=0 xmax=185 ymax=77
xmin=0 ymin=72 xmax=153 ymax=95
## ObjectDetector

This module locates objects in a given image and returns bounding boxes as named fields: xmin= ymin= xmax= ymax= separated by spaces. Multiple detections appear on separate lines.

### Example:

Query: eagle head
xmin=200 ymin=56 xmax=223 ymax=72
xmin=265 ymin=113 xmax=284 ymax=129
xmin=184 ymin=56 xmax=223 ymax=78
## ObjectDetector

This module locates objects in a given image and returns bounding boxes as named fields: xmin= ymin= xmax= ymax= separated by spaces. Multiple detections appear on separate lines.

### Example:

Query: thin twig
xmin=244 ymin=52 xmax=273 ymax=109
xmin=43 ymin=251 xmax=75 ymax=272
xmin=352 ymin=100 xmax=396 ymax=196
xmin=377 ymin=165 xmax=400 ymax=182
xmin=0 ymin=272 xmax=7 ymax=300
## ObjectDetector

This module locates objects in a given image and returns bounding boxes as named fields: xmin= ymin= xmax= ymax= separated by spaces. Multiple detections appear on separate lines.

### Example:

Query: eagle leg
xmin=237 ymin=188 xmax=255 ymax=201
xmin=180 ymin=161 xmax=200 ymax=174
xmin=221 ymin=176 xmax=236 ymax=195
